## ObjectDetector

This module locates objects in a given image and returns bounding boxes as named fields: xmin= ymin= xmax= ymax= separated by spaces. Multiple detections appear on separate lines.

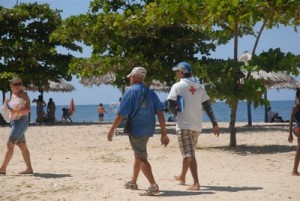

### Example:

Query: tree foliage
xmin=198 ymin=0 xmax=300 ymax=146
xmin=51 ymin=0 xmax=300 ymax=147
xmin=52 ymin=0 xmax=224 ymax=89
xmin=0 ymin=3 xmax=80 ymax=95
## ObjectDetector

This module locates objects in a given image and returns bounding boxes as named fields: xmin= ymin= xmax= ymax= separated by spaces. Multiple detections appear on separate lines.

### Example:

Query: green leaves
xmin=0 ymin=3 xmax=75 ymax=90
xmin=252 ymin=48 xmax=300 ymax=75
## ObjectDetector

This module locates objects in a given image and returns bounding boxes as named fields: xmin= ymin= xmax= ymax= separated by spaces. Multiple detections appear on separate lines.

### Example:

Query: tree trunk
xmin=264 ymin=92 xmax=268 ymax=122
xmin=247 ymin=101 xmax=252 ymax=126
xmin=229 ymin=100 xmax=238 ymax=147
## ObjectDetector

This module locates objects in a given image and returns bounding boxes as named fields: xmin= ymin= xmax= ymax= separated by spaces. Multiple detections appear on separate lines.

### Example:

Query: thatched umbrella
xmin=239 ymin=52 xmax=299 ymax=124
xmin=251 ymin=71 xmax=299 ymax=122
xmin=79 ymin=73 xmax=115 ymax=87
xmin=149 ymin=80 xmax=170 ymax=93
xmin=81 ymin=70 xmax=298 ymax=91
xmin=26 ymin=79 xmax=76 ymax=92
xmin=80 ymin=73 xmax=170 ymax=93
xmin=250 ymin=70 xmax=299 ymax=89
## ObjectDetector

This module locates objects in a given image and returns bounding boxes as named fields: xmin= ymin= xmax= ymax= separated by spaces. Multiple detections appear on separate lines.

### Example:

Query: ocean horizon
xmin=28 ymin=100 xmax=295 ymax=123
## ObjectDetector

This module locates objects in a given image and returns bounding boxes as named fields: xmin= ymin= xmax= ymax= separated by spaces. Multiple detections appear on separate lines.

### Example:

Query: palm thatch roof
xmin=80 ymin=73 xmax=170 ymax=93
xmin=80 ymin=73 xmax=115 ymax=87
xmin=149 ymin=80 xmax=170 ymax=92
xmin=246 ymin=70 xmax=299 ymax=89
xmin=239 ymin=52 xmax=299 ymax=89
xmin=26 ymin=79 xmax=76 ymax=92
xmin=80 ymin=70 xmax=299 ymax=93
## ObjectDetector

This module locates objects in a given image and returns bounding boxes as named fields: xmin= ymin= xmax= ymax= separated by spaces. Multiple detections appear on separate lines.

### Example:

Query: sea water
xmin=28 ymin=100 xmax=294 ymax=123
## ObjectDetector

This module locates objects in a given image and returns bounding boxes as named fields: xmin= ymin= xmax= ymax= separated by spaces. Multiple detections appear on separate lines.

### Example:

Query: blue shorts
xmin=9 ymin=116 xmax=29 ymax=144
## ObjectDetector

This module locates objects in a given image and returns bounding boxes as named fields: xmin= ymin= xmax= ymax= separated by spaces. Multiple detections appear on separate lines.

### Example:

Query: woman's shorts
xmin=8 ymin=116 xmax=29 ymax=144
xmin=293 ymin=126 xmax=300 ymax=141
xmin=129 ymin=135 xmax=150 ymax=159
xmin=177 ymin=129 xmax=200 ymax=158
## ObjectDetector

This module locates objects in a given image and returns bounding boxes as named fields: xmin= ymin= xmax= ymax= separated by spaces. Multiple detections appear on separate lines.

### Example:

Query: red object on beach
xmin=293 ymin=127 xmax=300 ymax=135
xmin=69 ymin=98 xmax=76 ymax=113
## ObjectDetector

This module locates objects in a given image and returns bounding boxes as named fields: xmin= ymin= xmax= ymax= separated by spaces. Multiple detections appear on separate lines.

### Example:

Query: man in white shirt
xmin=267 ymin=107 xmax=277 ymax=122
xmin=167 ymin=62 xmax=220 ymax=190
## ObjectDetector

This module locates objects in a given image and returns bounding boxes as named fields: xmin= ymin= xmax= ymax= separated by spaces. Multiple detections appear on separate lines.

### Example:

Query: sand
xmin=0 ymin=122 xmax=299 ymax=201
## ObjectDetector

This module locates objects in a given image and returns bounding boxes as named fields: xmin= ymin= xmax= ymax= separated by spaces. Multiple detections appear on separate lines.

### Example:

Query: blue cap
xmin=172 ymin=62 xmax=192 ymax=73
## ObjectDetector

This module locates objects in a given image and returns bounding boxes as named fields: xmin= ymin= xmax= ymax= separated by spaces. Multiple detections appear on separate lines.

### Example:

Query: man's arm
xmin=167 ymin=100 xmax=177 ymax=115
xmin=107 ymin=114 xmax=124 ymax=141
xmin=202 ymin=100 xmax=217 ymax=126
xmin=156 ymin=110 xmax=169 ymax=147
xmin=202 ymin=100 xmax=220 ymax=136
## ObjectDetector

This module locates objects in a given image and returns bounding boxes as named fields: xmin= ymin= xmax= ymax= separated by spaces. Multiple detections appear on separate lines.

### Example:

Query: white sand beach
xmin=0 ymin=122 xmax=299 ymax=201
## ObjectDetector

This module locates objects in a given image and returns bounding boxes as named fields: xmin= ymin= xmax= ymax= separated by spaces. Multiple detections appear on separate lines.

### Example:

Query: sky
xmin=1 ymin=0 xmax=300 ymax=105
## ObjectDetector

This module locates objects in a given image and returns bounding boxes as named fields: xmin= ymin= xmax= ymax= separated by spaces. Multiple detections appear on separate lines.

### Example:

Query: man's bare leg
xmin=140 ymin=157 xmax=156 ymax=185
xmin=186 ymin=157 xmax=200 ymax=190
xmin=174 ymin=158 xmax=189 ymax=185
xmin=131 ymin=157 xmax=141 ymax=184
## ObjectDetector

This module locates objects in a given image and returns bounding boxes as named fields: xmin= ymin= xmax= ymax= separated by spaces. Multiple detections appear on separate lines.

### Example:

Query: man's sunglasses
xmin=12 ymin=82 xmax=23 ymax=86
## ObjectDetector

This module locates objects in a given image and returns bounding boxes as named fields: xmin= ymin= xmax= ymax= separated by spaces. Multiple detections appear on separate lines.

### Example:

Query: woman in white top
xmin=0 ymin=77 xmax=33 ymax=175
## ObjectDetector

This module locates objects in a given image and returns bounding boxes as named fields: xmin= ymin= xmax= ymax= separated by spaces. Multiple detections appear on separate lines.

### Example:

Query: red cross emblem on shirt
xmin=189 ymin=86 xmax=196 ymax=94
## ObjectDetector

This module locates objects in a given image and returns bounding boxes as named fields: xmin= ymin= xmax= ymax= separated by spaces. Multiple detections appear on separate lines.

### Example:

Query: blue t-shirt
xmin=118 ymin=83 xmax=163 ymax=137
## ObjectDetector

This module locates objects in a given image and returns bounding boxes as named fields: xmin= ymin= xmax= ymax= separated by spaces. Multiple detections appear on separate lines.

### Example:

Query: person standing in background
xmin=167 ymin=62 xmax=220 ymax=190
xmin=32 ymin=95 xmax=46 ymax=123
xmin=0 ymin=77 xmax=33 ymax=175
xmin=97 ymin=103 xmax=107 ymax=122
xmin=288 ymin=88 xmax=300 ymax=176
xmin=47 ymin=98 xmax=56 ymax=123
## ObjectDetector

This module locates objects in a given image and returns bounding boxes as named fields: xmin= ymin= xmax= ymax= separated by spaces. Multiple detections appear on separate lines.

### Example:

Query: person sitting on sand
xmin=267 ymin=107 xmax=284 ymax=122
xmin=288 ymin=88 xmax=300 ymax=176
xmin=62 ymin=108 xmax=73 ymax=122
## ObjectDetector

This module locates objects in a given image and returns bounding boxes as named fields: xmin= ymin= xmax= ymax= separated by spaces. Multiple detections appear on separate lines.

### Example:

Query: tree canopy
xmin=0 ymin=3 xmax=80 ymax=97
xmin=51 ymin=0 xmax=226 ymax=89
xmin=1 ymin=1 xmax=299 ymax=147
xmin=51 ymin=0 xmax=300 ymax=147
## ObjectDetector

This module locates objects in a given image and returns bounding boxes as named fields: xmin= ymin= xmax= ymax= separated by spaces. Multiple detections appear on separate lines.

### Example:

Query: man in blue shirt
xmin=107 ymin=67 xmax=169 ymax=196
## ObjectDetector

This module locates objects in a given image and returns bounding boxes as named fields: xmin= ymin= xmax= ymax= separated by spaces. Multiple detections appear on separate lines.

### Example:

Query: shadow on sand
xmin=202 ymin=123 xmax=289 ymax=134
xmin=158 ymin=185 xmax=262 ymax=197
xmin=33 ymin=173 xmax=72 ymax=179
xmin=201 ymin=185 xmax=263 ymax=192
xmin=204 ymin=144 xmax=295 ymax=155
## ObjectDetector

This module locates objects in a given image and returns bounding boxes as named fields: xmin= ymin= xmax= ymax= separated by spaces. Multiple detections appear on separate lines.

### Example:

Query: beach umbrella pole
xmin=247 ymin=101 xmax=252 ymax=126
xmin=264 ymin=92 xmax=268 ymax=122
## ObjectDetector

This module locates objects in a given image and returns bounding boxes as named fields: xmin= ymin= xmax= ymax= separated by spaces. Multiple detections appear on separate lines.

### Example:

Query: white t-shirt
xmin=267 ymin=110 xmax=276 ymax=122
xmin=167 ymin=78 xmax=209 ymax=132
